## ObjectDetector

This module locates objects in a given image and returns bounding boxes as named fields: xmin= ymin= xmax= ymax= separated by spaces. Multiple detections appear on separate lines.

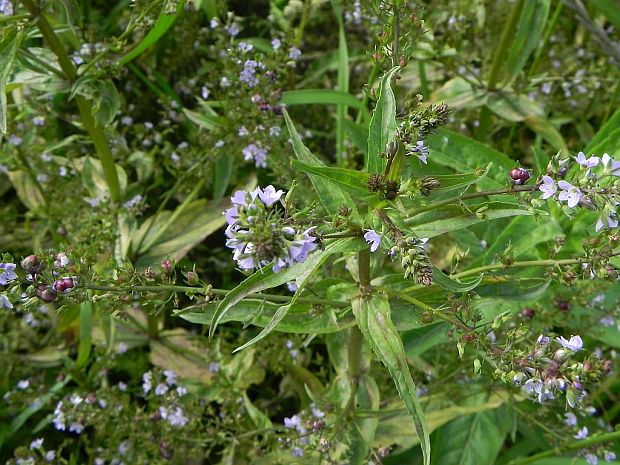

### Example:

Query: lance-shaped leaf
xmin=352 ymin=292 xmax=431 ymax=465
xmin=367 ymin=66 xmax=400 ymax=174
xmin=432 ymin=268 xmax=484 ymax=292
xmin=210 ymin=238 xmax=364 ymax=339
xmin=284 ymin=110 xmax=358 ymax=215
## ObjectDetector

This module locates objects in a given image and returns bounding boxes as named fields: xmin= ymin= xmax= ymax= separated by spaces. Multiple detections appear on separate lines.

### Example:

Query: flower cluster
xmin=280 ymin=404 xmax=327 ymax=458
xmin=224 ymin=186 xmax=317 ymax=272
xmin=507 ymin=334 xmax=612 ymax=408
xmin=0 ymin=261 xmax=17 ymax=309
xmin=538 ymin=152 xmax=620 ymax=232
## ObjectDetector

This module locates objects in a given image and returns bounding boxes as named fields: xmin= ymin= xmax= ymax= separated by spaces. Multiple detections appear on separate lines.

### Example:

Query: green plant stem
xmin=83 ymin=284 xmax=349 ymax=308
xmin=507 ymin=430 xmax=620 ymax=465
xmin=476 ymin=0 xmax=525 ymax=141
xmin=147 ymin=312 xmax=159 ymax=339
xmin=20 ymin=0 xmax=122 ymax=203
xmin=407 ymin=185 xmax=536 ymax=216
xmin=401 ymin=250 xmax=620 ymax=294
xmin=346 ymin=248 xmax=371 ymax=413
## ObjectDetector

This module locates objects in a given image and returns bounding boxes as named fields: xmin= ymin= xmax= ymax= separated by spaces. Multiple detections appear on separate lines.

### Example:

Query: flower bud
xmin=520 ymin=307 xmax=535 ymax=319
xmin=161 ymin=259 xmax=173 ymax=273
xmin=509 ymin=168 xmax=531 ymax=185
xmin=36 ymin=285 xmax=57 ymax=302
xmin=21 ymin=255 xmax=43 ymax=274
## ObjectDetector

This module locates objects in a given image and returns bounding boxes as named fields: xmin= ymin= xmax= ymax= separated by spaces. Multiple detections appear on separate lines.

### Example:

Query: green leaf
xmin=177 ymin=300 xmax=356 ymax=334
xmin=76 ymin=300 xmax=93 ymax=368
xmin=183 ymin=107 xmax=226 ymax=130
xmin=476 ymin=277 xmax=551 ymax=301
xmin=118 ymin=1 xmax=185 ymax=65
xmin=284 ymin=110 xmax=358 ymax=215
xmin=343 ymin=119 xmax=369 ymax=157
xmin=350 ymin=375 xmax=380 ymax=465
xmin=76 ymin=156 xmax=128 ymax=201
xmin=214 ymin=153 xmax=233 ymax=199
xmin=431 ymin=402 xmax=510 ymax=465
xmin=210 ymin=238 xmax=363 ymax=339
xmin=242 ymin=393 xmax=273 ymax=430
xmin=590 ymin=0 xmax=620 ymax=30
xmin=429 ymin=77 xmax=488 ymax=109
xmin=432 ymin=268 xmax=484 ymax=292
xmin=331 ymin=0 xmax=350 ymax=166
xmin=367 ymin=66 xmax=400 ymax=173
xmin=281 ymin=89 xmax=365 ymax=110
xmin=71 ymin=78 xmax=120 ymax=126
xmin=353 ymin=292 xmax=431 ymax=465
xmin=402 ymin=323 xmax=450 ymax=357
xmin=476 ymin=215 xmax=563 ymax=265
xmin=0 ymin=30 xmax=22 ymax=134
xmin=485 ymin=93 xmax=566 ymax=151
xmin=133 ymin=198 xmax=228 ymax=267
xmin=425 ymin=129 xmax=514 ymax=189
xmin=585 ymin=107 xmax=620 ymax=155
xmin=6 ymin=171 xmax=46 ymax=211
xmin=506 ymin=0 xmax=551 ymax=80
xmin=405 ymin=202 xmax=543 ymax=238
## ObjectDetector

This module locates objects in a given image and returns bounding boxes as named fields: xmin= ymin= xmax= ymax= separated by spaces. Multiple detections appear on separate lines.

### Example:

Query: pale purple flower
xmin=564 ymin=411 xmax=578 ymax=426
xmin=17 ymin=379 xmax=29 ymax=389
xmin=142 ymin=371 xmax=153 ymax=393
xmin=284 ymin=415 xmax=302 ymax=428
xmin=210 ymin=18 xmax=219 ymax=28
xmin=292 ymin=448 xmax=304 ymax=457
xmin=409 ymin=140 xmax=429 ymax=164
xmin=0 ymin=294 xmax=13 ymax=309
xmin=225 ymin=23 xmax=240 ymax=37
xmin=0 ymin=262 xmax=17 ymax=285
xmin=586 ymin=454 xmax=599 ymax=465
xmin=238 ymin=126 xmax=249 ymax=136
xmin=575 ymin=151 xmax=600 ymax=168
xmin=242 ymin=143 xmax=267 ymax=167
xmin=176 ymin=386 xmax=188 ymax=396
xmin=45 ymin=451 xmax=56 ymax=461
xmin=159 ymin=406 xmax=188 ymax=427
xmin=238 ymin=42 xmax=253 ymax=52
xmin=52 ymin=402 xmax=66 ymax=430
xmin=364 ymin=229 xmax=382 ymax=252
xmin=600 ymin=316 xmax=615 ymax=327
xmin=288 ymin=47 xmax=302 ymax=60
xmin=257 ymin=185 xmax=284 ymax=206
xmin=201 ymin=86 xmax=209 ymax=99
xmin=575 ymin=426 xmax=589 ymax=439
xmin=155 ymin=383 xmax=169 ymax=396
xmin=240 ymin=60 xmax=260 ymax=87
xmin=9 ymin=134 xmax=21 ymax=146
xmin=286 ymin=281 xmax=298 ymax=293
xmin=557 ymin=180 xmax=582 ymax=208
xmin=117 ymin=342 xmax=128 ymax=354
xmin=69 ymin=422 xmax=84 ymax=434
xmin=601 ymin=153 xmax=620 ymax=176
xmin=538 ymin=176 xmax=557 ymax=200
xmin=541 ymin=82 xmax=552 ymax=94
xmin=208 ymin=362 xmax=220 ymax=373
xmin=605 ymin=452 xmax=616 ymax=462
xmin=0 ymin=0 xmax=13 ymax=16
xmin=269 ymin=126 xmax=281 ymax=137
xmin=556 ymin=335 xmax=583 ymax=351
xmin=164 ymin=369 xmax=178 ymax=385
xmin=32 ymin=116 xmax=45 ymax=126
xmin=595 ymin=209 xmax=618 ymax=232
xmin=30 ymin=438 xmax=44 ymax=449
xmin=271 ymin=38 xmax=281 ymax=50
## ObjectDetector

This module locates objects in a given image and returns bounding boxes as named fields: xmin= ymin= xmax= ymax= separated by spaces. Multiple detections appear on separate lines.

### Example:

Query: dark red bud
xmin=21 ymin=255 xmax=43 ymax=274
xmin=53 ymin=280 xmax=67 ymax=292
xmin=36 ymin=285 xmax=57 ymax=302
xmin=520 ymin=307 xmax=535 ymax=319
xmin=161 ymin=260 xmax=172 ymax=273
xmin=62 ymin=277 xmax=75 ymax=289
xmin=509 ymin=168 xmax=531 ymax=184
